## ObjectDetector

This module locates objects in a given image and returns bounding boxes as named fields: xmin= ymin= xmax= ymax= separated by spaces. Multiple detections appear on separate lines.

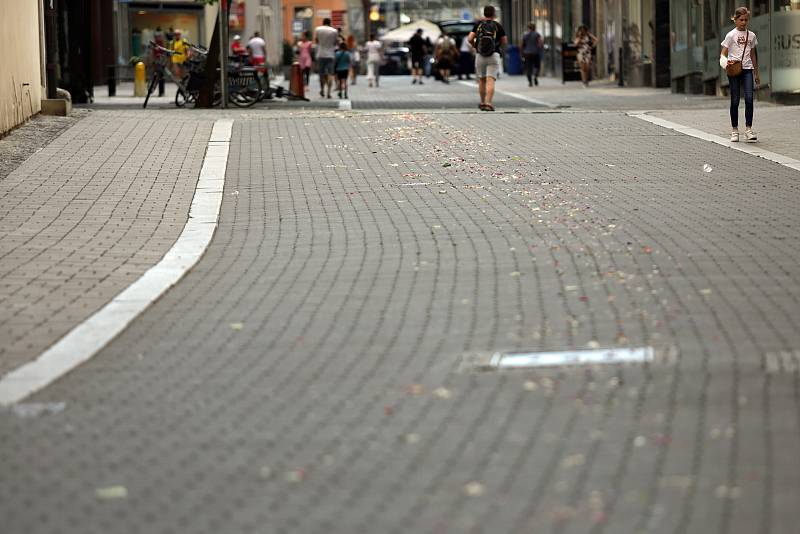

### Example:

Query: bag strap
xmin=739 ymin=30 xmax=748 ymax=62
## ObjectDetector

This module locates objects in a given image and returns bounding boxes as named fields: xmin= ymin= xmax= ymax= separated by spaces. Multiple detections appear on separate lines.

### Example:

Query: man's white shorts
xmin=475 ymin=52 xmax=501 ymax=79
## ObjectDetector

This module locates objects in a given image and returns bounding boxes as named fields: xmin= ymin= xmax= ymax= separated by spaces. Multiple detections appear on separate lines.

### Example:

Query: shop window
xmin=753 ymin=0 xmax=769 ymax=15
xmin=671 ymin=0 xmax=688 ymax=52
xmin=774 ymin=0 xmax=800 ymax=10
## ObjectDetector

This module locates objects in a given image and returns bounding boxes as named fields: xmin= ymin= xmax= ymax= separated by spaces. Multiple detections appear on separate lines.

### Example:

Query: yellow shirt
xmin=171 ymin=39 xmax=188 ymax=64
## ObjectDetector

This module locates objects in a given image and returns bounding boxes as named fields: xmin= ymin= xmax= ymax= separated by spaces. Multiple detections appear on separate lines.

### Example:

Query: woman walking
xmin=434 ymin=33 xmax=457 ymax=84
xmin=365 ymin=34 xmax=383 ymax=88
xmin=297 ymin=31 xmax=313 ymax=87
xmin=574 ymin=25 xmax=597 ymax=87
xmin=721 ymin=7 xmax=760 ymax=142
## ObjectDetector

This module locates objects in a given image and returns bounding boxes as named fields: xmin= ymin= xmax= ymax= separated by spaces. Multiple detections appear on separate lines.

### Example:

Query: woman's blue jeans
xmin=728 ymin=69 xmax=754 ymax=128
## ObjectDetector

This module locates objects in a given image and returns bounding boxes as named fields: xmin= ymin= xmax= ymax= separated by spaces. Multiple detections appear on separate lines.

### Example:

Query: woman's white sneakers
xmin=730 ymin=128 xmax=758 ymax=143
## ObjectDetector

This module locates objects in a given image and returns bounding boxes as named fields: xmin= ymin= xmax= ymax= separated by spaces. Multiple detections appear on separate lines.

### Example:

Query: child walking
xmin=721 ymin=7 xmax=760 ymax=142
xmin=334 ymin=42 xmax=352 ymax=99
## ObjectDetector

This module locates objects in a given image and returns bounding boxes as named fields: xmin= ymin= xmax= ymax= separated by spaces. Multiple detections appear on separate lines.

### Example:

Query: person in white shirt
xmin=720 ymin=6 xmax=760 ymax=142
xmin=247 ymin=32 xmax=267 ymax=72
xmin=314 ymin=18 xmax=339 ymax=98
xmin=365 ymin=34 xmax=383 ymax=88
xmin=457 ymin=35 xmax=474 ymax=80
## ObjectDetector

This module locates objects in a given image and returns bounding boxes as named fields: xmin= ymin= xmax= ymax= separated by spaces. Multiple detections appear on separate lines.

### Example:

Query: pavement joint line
xmin=629 ymin=111 xmax=800 ymax=173
xmin=0 ymin=118 xmax=233 ymax=406
xmin=457 ymin=80 xmax=558 ymax=109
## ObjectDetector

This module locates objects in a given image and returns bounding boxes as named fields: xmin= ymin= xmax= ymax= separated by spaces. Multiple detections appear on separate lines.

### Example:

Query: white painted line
xmin=0 ymin=119 xmax=233 ymax=406
xmin=457 ymin=81 xmax=558 ymax=109
xmin=338 ymin=99 xmax=352 ymax=110
xmin=490 ymin=347 xmax=655 ymax=369
xmin=629 ymin=112 xmax=800 ymax=173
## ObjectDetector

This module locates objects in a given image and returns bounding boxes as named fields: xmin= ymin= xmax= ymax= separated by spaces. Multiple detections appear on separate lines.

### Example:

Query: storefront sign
xmin=292 ymin=19 xmax=304 ymax=34
xmin=772 ymin=11 xmax=800 ymax=93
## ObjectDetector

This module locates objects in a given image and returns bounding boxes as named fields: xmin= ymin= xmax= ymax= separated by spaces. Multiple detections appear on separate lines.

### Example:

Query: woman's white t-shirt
xmin=721 ymin=29 xmax=757 ymax=69
xmin=366 ymin=40 xmax=382 ymax=62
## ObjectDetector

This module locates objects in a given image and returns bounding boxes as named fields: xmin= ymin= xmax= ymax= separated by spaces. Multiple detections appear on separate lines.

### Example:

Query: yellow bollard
xmin=134 ymin=62 xmax=147 ymax=97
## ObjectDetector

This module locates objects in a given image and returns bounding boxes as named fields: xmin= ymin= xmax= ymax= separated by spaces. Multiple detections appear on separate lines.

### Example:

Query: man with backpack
xmin=468 ymin=5 xmax=507 ymax=111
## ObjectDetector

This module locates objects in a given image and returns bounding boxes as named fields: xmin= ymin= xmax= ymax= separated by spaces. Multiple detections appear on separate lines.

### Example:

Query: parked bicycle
xmin=143 ymin=42 xmax=263 ymax=109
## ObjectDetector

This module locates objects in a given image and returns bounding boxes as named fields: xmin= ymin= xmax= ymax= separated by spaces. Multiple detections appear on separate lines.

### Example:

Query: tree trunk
xmin=196 ymin=16 xmax=221 ymax=108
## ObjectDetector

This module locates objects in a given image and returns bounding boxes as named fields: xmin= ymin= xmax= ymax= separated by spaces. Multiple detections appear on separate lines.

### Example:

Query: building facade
xmin=500 ymin=0 xmax=672 ymax=86
xmin=0 ymin=0 xmax=44 ymax=134
xmin=670 ymin=0 xmax=800 ymax=99
xmin=116 ymin=0 xmax=218 ymax=66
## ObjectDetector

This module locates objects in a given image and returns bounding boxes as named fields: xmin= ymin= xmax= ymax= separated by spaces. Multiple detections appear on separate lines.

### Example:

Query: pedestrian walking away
xmin=297 ymin=31 xmax=313 ymax=87
xmin=574 ymin=25 xmax=598 ymax=87
xmin=247 ymin=32 xmax=267 ymax=72
xmin=457 ymin=35 xmax=474 ymax=80
xmin=314 ymin=18 xmax=339 ymax=98
xmin=334 ymin=41 xmax=352 ymax=99
xmin=409 ymin=29 xmax=427 ymax=85
xmin=434 ymin=33 xmax=457 ymax=84
xmin=521 ymin=22 xmax=543 ymax=86
xmin=468 ymin=5 xmax=507 ymax=111
xmin=721 ymin=6 xmax=760 ymax=142
xmin=365 ymin=34 xmax=383 ymax=88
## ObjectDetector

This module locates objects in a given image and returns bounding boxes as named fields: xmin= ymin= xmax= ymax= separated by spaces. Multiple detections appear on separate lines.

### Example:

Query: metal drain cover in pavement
xmin=487 ymin=347 xmax=655 ymax=369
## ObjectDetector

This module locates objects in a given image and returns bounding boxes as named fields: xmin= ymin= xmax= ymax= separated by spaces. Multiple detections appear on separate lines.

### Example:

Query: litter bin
xmin=505 ymin=45 xmax=522 ymax=75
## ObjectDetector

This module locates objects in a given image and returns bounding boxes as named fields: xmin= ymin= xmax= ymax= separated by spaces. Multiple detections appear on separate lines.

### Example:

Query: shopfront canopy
xmin=379 ymin=20 xmax=442 ymax=44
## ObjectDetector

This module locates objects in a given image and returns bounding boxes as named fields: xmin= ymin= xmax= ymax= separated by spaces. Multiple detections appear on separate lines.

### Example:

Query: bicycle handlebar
xmin=149 ymin=41 xmax=175 ymax=55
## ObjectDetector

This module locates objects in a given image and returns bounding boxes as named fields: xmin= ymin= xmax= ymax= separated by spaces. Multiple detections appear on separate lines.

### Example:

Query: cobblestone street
xmin=1 ymin=76 xmax=799 ymax=534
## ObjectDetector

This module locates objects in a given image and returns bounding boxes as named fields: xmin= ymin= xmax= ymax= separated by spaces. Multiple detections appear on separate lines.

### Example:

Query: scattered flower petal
xmin=463 ymin=481 xmax=485 ymax=497
xmin=286 ymin=469 xmax=306 ymax=483
xmin=95 ymin=486 xmax=128 ymax=500
xmin=433 ymin=387 xmax=452 ymax=399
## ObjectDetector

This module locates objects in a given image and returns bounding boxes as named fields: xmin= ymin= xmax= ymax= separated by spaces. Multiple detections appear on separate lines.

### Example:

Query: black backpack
xmin=476 ymin=20 xmax=498 ymax=57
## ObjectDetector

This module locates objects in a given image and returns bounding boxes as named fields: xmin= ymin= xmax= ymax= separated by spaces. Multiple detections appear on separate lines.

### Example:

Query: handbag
xmin=725 ymin=30 xmax=748 ymax=77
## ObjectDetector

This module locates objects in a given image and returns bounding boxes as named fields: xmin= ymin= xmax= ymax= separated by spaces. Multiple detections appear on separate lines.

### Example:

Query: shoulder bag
xmin=725 ymin=31 xmax=748 ymax=77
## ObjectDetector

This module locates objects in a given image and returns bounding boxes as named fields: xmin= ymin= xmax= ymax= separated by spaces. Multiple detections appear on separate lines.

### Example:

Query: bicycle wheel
xmin=143 ymin=75 xmax=159 ymax=109
xmin=175 ymin=76 xmax=195 ymax=108
xmin=175 ymin=87 xmax=188 ymax=107
xmin=229 ymin=74 xmax=262 ymax=108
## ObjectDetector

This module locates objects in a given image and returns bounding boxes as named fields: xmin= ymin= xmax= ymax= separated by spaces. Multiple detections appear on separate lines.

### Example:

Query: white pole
xmin=219 ymin=0 xmax=229 ymax=108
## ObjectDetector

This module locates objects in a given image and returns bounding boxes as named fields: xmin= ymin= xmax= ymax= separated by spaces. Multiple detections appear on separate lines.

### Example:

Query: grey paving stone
xmin=1 ymin=107 xmax=799 ymax=534
xmin=0 ymin=112 xmax=213 ymax=375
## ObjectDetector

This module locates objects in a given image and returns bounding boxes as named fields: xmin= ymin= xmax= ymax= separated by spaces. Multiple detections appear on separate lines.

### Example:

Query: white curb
xmin=629 ymin=112 xmax=800 ymax=173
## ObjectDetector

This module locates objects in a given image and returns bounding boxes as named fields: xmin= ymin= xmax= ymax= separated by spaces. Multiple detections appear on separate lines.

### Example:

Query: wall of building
xmin=671 ymin=0 xmax=800 ymax=98
xmin=0 ymin=0 xmax=44 ymax=135
xmin=282 ymin=0 xmax=350 ymax=47
xmin=238 ymin=0 xmax=282 ymax=68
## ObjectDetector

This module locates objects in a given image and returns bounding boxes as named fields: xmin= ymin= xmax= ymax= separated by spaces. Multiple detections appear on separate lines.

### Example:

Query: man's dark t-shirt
xmin=409 ymin=34 xmax=426 ymax=58
xmin=472 ymin=19 xmax=507 ymax=55
xmin=522 ymin=30 xmax=542 ymax=55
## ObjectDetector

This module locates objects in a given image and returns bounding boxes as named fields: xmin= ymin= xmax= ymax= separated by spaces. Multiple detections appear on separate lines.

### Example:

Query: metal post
xmin=45 ymin=0 xmax=58 ymax=99
xmin=107 ymin=65 xmax=116 ymax=96
xmin=219 ymin=0 xmax=229 ymax=108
